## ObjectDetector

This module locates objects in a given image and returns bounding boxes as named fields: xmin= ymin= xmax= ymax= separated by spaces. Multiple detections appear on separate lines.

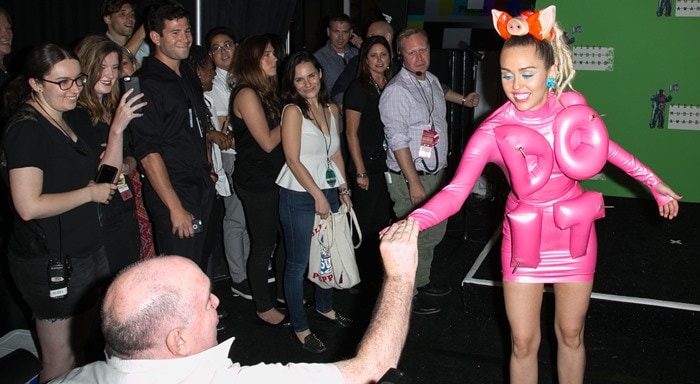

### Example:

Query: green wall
xmin=539 ymin=0 xmax=700 ymax=202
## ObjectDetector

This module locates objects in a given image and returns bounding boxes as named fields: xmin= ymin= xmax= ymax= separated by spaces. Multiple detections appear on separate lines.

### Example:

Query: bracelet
xmin=339 ymin=188 xmax=352 ymax=196
xmin=461 ymin=96 xmax=467 ymax=106
xmin=356 ymin=173 xmax=368 ymax=179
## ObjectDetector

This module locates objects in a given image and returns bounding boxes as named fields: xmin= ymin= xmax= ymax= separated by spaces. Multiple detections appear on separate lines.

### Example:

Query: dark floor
xmin=1 ymin=196 xmax=697 ymax=383
xmin=214 ymin=196 xmax=700 ymax=384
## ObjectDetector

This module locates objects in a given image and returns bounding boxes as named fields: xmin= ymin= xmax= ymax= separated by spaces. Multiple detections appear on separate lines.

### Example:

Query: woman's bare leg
xmin=504 ymin=281 xmax=544 ymax=384
xmin=553 ymin=281 xmax=592 ymax=384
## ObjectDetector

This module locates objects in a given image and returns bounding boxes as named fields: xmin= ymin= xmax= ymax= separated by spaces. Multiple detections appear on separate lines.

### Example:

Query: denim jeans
xmin=279 ymin=187 xmax=338 ymax=333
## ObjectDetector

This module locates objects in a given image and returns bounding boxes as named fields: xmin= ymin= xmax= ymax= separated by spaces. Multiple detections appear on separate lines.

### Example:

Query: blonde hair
xmin=503 ymin=21 xmax=575 ymax=98
xmin=74 ymin=35 xmax=122 ymax=126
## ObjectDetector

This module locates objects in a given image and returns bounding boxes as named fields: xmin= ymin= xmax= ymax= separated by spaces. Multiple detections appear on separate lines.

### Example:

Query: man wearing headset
xmin=379 ymin=27 xmax=451 ymax=315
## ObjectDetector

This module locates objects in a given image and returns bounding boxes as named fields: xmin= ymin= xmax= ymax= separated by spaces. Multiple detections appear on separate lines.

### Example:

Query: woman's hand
xmin=655 ymin=183 xmax=682 ymax=219
xmin=112 ymin=89 xmax=147 ymax=134
xmin=339 ymin=193 xmax=352 ymax=211
xmin=87 ymin=180 xmax=117 ymax=204
xmin=356 ymin=174 xmax=369 ymax=190
xmin=315 ymin=195 xmax=332 ymax=219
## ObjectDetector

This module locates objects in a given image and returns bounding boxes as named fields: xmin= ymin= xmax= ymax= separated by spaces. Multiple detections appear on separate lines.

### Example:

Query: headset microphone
xmin=402 ymin=64 xmax=423 ymax=77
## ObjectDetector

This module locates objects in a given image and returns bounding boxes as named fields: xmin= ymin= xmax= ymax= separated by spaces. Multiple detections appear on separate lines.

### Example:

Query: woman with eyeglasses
xmin=68 ymin=35 xmax=146 ymax=275
xmin=277 ymin=51 xmax=354 ymax=353
xmin=204 ymin=26 xmax=253 ymax=300
xmin=1 ymin=42 xmax=142 ymax=382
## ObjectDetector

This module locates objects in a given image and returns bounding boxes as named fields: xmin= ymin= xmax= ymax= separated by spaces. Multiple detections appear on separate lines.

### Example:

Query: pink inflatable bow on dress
xmin=492 ymin=5 xmax=557 ymax=41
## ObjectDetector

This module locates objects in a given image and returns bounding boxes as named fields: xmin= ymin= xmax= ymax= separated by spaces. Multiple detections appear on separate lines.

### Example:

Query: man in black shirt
xmin=129 ymin=1 xmax=214 ymax=269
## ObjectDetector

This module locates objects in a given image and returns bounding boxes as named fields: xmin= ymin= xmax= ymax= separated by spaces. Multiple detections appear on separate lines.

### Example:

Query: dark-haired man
xmin=128 ymin=1 xmax=214 ymax=269
xmin=101 ymin=0 xmax=150 ymax=64
xmin=313 ymin=13 xmax=361 ymax=92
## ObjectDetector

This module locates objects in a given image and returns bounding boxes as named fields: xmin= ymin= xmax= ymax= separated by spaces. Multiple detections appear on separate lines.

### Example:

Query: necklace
xmin=369 ymin=75 xmax=386 ymax=96
xmin=308 ymin=105 xmax=336 ymax=186
xmin=32 ymin=95 xmax=87 ymax=156
xmin=32 ymin=95 xmax=75 ymax=142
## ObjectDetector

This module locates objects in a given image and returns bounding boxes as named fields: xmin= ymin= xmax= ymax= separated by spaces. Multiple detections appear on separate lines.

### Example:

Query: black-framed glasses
xmin=210 ymin=41 xmax=235 ymax=55
xmin=42 ymin=73 xmax=88 ymax=91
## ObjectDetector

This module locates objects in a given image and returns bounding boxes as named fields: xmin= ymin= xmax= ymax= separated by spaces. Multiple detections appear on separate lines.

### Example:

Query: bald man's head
xmin=367 ymin=20 xmax=394 ymax=47
xmin=101 ymin=256 xmax=219 ymax=359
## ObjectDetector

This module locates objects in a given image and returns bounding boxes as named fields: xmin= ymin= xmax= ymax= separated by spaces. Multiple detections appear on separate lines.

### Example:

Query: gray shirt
xmin=379 ymin=68 xmax=448 ymax=173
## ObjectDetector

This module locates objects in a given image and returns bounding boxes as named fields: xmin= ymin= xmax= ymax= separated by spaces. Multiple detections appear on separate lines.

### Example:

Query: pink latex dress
xmin=409 ymin=92 xmax=671 ymax=283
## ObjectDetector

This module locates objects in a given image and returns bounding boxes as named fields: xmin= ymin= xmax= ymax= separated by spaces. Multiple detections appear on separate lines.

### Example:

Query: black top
xmin=230 ymin=85 xmax=285 ymax=192
xmin=129 ymin=57 xmax=213 ymax=206
xmin=343 ymin=79 xmax=388 ymax=174
xmin=3 ymin=105 xmax=102 ymax=259
xmin=66 ymin=106 xmax=136 ymax=219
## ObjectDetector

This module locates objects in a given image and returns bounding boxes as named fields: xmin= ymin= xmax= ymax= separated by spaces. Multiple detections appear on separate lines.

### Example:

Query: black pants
xmin=102 ymin=208 xmax=140 ymax=275
xmin=143 ymin=182 xmax=214 ymax=271
xmin=350 ymin=171 xmax=394 ymax=288
xmin=236 ymin=184 xmax=285 ymax=312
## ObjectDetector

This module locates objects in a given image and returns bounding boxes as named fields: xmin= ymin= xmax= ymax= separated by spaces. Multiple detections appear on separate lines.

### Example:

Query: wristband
xmin=339 ymin=188 xmax=352 ymax=196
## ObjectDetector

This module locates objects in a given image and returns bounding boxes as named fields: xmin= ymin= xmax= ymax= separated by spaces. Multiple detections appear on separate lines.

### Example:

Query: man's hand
xmin=170 ymin=207 xmax=195 ymax=238
xmin=379 ymin=218 xmax=419 ymax=279
xmin=408 ymin=182 xmax=426 ymax=206
xmin=349 ymin=32 xmax=363 ymax=48
xmin=207 ymin=130 xmax=234 ymax=150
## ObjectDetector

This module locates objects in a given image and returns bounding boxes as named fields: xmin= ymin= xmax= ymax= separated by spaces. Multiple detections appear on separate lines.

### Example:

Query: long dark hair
xmin=231 ymin=34 xmax=281 ymax=124
xmin=279 ymin=51 xmax=330 ymax=119
xmin=2 ymin=42 xmax=78 ymax=114
xmin=357 ymin=35 xmax=393 ymax=85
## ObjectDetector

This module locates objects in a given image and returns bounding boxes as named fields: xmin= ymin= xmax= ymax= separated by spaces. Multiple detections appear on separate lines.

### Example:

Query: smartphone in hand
xmin=95 ymin=164 xmax=119 ymax=184
xmin=120 ymin=76 xmax=143 ymax=113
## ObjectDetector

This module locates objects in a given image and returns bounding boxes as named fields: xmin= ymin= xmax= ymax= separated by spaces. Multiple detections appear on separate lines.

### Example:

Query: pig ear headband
xmin=491 ymin=5 xmax=557 ymax=41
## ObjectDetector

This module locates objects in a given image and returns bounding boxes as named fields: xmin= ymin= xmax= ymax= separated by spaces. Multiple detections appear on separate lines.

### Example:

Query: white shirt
xmin=205 ymin=94 xmax=231 ymax=197
xmin=52 ymin=338 xmax=343 ymax=383
xmin=205 ymin=66 xmax=236 ymax=155
xmin=276 ymin=105 xmax=345 ymax=191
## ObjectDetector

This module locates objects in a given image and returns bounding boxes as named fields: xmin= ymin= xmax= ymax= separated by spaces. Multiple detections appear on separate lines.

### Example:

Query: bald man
xmin=331 ymin=20 xmax=395 ymax=105
xmin=52 ymin=219 xmax=420 ymax=384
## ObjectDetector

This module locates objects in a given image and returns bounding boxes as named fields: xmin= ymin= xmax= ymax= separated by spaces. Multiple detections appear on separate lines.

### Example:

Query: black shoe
xmin=315 ymin=311 xmax=354 ymax=328
xmin=417 ymin=282 xmax=452 ymax=297
xmin=230 ymin=279 xmax=253 ymax=300
xmin=276 ymin=300 xmax=315 ymax=310
xmin=412 ymin=295 xmax=440 ymax=315
xmin=300 ymin=333 xmax=327 ymax=354
xmin=258 ymin=315 xmax=291 ymax=329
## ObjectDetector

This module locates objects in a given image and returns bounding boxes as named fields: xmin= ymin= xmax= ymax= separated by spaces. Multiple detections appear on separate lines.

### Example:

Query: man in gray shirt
xmin=379 ymin=27 xmax=451 ymax=315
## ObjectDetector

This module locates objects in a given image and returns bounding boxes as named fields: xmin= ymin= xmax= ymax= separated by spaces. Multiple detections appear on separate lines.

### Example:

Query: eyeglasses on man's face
xmin=42 ymin=73 xmax=88 ymax=90
xmin=210 ymin=41 xmax=235 ymax=55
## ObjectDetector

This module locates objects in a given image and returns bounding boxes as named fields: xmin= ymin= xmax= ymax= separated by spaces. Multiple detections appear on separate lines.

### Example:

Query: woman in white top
xmin=277 ymin=51 xmax=353 ymax=353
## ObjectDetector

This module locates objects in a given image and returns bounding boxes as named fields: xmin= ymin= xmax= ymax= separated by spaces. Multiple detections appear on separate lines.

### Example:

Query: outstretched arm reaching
xmin=335 ymin=218 xmax=419 ymax=384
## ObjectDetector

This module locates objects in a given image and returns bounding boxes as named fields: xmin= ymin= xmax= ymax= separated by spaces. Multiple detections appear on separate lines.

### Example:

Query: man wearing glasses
xmin=102 ymin=0 xmax=150 ymax=64
xmin=202 ymin=27 xmax=252 ymax=300
xmin=129 ymin=1 xmax=214 ymax=270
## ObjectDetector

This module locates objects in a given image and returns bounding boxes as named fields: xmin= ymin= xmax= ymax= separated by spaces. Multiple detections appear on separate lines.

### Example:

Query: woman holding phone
xmin=1 ymin=42 xmax=141 ymax=382
xmin=68 ymin=35 xmax=146 ymax=274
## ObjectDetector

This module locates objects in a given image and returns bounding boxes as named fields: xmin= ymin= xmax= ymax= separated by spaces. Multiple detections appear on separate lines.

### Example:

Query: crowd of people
xmin=0 ymin=1 xmax=681 ymax=383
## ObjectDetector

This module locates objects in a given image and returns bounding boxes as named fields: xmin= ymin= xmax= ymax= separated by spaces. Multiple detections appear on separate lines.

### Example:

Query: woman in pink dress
xmin=408 ymin=6 xmax=681 ymax=383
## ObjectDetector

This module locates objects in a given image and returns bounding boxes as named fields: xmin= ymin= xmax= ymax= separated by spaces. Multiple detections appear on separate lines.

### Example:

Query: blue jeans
xmin=279 ymin=187 xmax=338 ymax=333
